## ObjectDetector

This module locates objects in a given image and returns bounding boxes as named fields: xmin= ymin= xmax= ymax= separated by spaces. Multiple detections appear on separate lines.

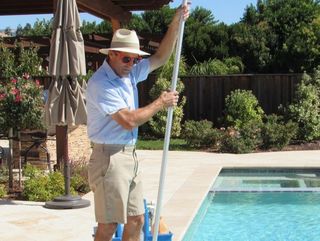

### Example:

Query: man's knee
xmin=95 ymin=222 xmax=118 ymax=241
xmin=128 ymin=214 xmax=144 ymax=228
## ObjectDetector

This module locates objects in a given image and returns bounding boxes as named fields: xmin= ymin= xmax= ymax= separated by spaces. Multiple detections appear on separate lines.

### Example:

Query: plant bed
xmin=0 ymin=158 xmax=90 ymax=202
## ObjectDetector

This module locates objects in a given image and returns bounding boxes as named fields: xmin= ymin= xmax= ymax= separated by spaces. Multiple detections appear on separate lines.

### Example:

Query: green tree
xmin=81 ymin=20 xmax=112 ymax=34
xmin=239 ymin=0 xmax=320 ymax=73
xmin=4 ymin=27 xmax=12 ymax=36
xmin=229 ymin=22 xmax=273 ymax=73
xmin=16 ymin=19 xmax=52 ymax=36
xmin=140 ymin=6 xmax=175 ymax=34
xmin=0 ymin=42 xmax=44 ymax=78
xmin=184 ymin=7 xmax=217 ymax=65
xmin=16 ymin=43 xmax=44 ymax=76
xmin=0 ymin=41 xmax=16 ymax=78
xmin=96 ymin=20 xmax=112 ymax=34
xmin=125 ymin=14 xmax=150 ymax=33
xmin=15 ymin=25 xmax=24 ymax=36
xmin=81 ymin=20 xmax=99 ymax=34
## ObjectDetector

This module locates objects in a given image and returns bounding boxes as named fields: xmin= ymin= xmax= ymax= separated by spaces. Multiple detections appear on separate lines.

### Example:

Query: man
xmin=86 ymin=4 xmax=189 ymax=241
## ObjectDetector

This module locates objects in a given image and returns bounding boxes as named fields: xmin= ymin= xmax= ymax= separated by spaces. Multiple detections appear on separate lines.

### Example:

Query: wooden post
xmin=53 ymin=0 xmax=58 ymax=13
xmin=17 ymin=131 xmax=22 ymax=190
xmin=111 ymin=18 xmax=121 ymax=32
xmin=8 ymin=128 xmax=13 ymax=192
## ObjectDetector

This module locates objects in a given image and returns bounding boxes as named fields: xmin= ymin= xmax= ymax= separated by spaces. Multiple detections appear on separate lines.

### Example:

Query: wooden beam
xmin=77 ymin=0 xmax=131 ymax=23
xmin=111 ymin=18 xmax=121 ymax=32
xmin=53 ymin=0 xmax=57 ymax=13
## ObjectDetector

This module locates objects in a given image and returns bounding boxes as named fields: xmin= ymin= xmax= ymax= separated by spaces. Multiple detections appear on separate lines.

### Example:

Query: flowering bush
xmin=0 ymin=74 xmax=44 ymax=134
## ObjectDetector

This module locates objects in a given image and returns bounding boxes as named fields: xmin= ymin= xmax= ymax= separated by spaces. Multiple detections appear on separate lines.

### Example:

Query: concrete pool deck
xmin=0 ymin=150 xmax=320 ymax=241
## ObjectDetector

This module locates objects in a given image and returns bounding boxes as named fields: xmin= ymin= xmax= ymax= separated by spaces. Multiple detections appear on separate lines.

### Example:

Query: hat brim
xmin=99 ymin=47 xmax=150 ymax=56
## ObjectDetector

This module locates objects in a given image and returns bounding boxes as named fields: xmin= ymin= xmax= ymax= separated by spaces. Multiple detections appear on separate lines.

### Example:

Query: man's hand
xmin=112 ymin=90 xmax=179 ymax=130
xmin=149 ymin=2 xmax=190 ymax=72
xmin=173 ymin=2 xmax=190 ymax=23
xmin=159 ymin=90 xmax=179 ymax=108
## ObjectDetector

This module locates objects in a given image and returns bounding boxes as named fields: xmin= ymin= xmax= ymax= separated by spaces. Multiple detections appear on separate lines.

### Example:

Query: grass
xmin=136 ymin=138 xmax=194 ymax=151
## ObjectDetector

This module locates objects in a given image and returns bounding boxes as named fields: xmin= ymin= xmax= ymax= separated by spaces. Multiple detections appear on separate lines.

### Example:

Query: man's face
xmin=108 ymin=51 xmax=141 ymax=77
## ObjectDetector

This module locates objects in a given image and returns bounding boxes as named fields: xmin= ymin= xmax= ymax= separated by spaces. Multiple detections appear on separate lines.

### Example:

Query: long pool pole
xmin=152 ymin=1 xmax=188 ymax=241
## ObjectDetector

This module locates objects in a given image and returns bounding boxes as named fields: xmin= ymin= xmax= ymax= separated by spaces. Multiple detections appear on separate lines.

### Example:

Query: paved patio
xmin=0 ymin=149 xmax=320 ymax=241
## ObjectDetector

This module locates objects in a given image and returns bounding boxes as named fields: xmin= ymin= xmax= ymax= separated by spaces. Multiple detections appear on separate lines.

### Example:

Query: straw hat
xmin=99 ymin=29 xmax=150 ymax=56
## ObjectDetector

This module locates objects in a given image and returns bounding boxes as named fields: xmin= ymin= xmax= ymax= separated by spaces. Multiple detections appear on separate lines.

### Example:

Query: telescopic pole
xmin=152 ymin=1 xmax=188 ymax=240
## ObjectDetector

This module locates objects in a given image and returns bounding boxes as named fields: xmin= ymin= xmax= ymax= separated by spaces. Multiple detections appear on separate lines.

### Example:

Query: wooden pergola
xmin=0 ymin=0 xmax=172 ymax=30
xmin=1 ymin=33 xmax=163 ymax=75
xmin=1 ymin=0 xmax=172 ymax=195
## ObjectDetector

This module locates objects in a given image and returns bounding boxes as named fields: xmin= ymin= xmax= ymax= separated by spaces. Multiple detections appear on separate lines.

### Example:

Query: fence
xmin=138 ymin=74 xmax=302 ymax=125
xmin=1 ymin=74 xmax=303 ymax=125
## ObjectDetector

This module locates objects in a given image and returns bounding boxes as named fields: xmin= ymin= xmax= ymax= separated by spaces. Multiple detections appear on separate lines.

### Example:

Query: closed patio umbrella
xmin=44 ymin=0 xmax=90 ymax=209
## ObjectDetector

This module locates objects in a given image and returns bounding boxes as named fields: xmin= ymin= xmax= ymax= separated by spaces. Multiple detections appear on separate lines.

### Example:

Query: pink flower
xmin=23 ymin=73 xmax=30 ymax=80
xmin=11 ymin=78 xmax=18 ymax=84
xmin=15 ymin=94 xmax=22 ymax=102
xmin=11 ymin=88 xmax=19 ymax=95
xmin=35 ymin=79 xmax=40 ymax=86
xmin=0 ymin=93 xmax=6 ymax=101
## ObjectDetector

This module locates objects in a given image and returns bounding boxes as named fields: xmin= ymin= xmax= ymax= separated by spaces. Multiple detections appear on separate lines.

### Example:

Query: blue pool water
xmin=183 ymin=169 xmax=320 ymax=241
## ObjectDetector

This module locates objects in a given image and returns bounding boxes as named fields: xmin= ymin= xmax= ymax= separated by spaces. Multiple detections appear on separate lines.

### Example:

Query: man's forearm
xmin=129 ymin=98 xmax=164 ymax=127
xmin=153 ymin=17 xmax=180 ymax=65
xmin=112 ymin=97 xmax=164 ymax=130
xmin=112 ymin=90 xmax=179 ymax=130
xmin=149 ymin=8 xmax=182 ymax=71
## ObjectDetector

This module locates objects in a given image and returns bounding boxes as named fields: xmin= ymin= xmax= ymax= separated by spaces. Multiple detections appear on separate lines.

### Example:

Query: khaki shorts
xmin=88 ymin=144 xmax=144 ymax=224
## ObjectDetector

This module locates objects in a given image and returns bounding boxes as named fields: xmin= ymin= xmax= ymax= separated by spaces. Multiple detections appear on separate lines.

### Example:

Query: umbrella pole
xmin=59 ymin=125 xmax=70 ymax=196
xmin=152 ymin=1 xmax=188 ymax=240
xmin=45 ymin=125 xmax=90 ymax=209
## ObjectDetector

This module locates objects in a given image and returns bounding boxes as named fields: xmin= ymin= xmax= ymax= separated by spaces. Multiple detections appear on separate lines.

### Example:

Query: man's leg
xmin=94 ymin=222 xmax=117 ymax=241
xmin=122 ymin=215 xmax=144 ymax=241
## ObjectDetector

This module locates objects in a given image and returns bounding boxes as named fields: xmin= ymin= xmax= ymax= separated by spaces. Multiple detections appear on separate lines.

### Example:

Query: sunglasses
xmin=115 ymin=51 xmax=141 ymax=64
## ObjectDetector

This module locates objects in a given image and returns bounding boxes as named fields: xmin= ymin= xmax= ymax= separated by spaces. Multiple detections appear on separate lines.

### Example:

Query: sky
xmin=0 ymin=0 xmax=257 ymax=30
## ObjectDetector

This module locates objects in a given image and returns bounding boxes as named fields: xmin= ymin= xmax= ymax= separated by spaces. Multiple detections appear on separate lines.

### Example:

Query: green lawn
xmin=136 ymin=138 xmax=194 ymax=151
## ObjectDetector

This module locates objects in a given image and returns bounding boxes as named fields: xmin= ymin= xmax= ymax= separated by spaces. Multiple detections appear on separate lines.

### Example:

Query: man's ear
xmin=108 ymin=51 xmax=116 ymax=60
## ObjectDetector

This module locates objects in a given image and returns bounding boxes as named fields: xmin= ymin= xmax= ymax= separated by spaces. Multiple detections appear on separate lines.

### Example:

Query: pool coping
xmin=139 ymin=150 xmax=320 ymax=241
xmin=0 ymin=150 xmax=320 ymax=241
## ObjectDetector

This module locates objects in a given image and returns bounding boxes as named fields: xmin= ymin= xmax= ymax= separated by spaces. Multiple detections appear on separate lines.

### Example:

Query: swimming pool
xmin=183 ymin=168 xmax=320 ymax=241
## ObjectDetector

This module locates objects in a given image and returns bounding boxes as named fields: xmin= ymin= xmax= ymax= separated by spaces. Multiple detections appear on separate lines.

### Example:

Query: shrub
xmin=149 ymin=78 xmax=186 ymax=137
xmin=70 ymin=158 xmax=90 ymax=194
xmin=22 ymin=164 xmax=76 ymax=202
xmin=189 ymin=57 xmax=244 ymax=75
xmin=261 ymin=114 xmax=298 ymax=150
xmin=182 ymin=120 xmax=221 ymax=147
xmin=0 ymin=184 xmax=6 ymax=198
xmin=0 ymin=41 xmax=16 ymax=77
xmin=0 ymin=165 xmax=8 ymax=183
xmin=189 ymin=59 xmax=228 ymax=75
xmin=223 ymin=89 xmax=264 ymax=129
xmin=219 ymin=128 xmax=249 ymax=154
xmin=287 ymin=68 xmax=320 ymax=141
xmin=0 ymin=41 xmax=45 ymax=78
xmin=71 ymin=173 xmax=90 ymax=194
xmin=219 ymin=119 xmax=262 ymax=154
xmin=156 ymin=54 xmax=187 ymax=79
xmin=224 ymin=57 xmax=245 ymax=74
xmin=23 ymin=163 xmax=42 ymax=179
xmin=0 ymin=75 xmax=45 ymax=134
xmin=16 ymin=43 xmax=45 ymax=77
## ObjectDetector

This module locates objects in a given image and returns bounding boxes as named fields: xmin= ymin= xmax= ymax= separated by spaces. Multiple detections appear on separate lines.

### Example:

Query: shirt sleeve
xmin=132 ymin=58 xmax=150 ymax=84
xmin=92 ymin=80 xmax=127 ymax=116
